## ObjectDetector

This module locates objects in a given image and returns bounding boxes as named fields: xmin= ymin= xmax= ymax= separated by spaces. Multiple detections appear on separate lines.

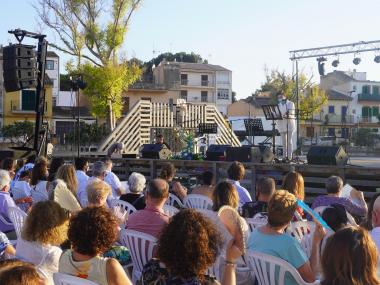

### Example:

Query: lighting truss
xmin=289 ymin=40 xmax=380 ymax=60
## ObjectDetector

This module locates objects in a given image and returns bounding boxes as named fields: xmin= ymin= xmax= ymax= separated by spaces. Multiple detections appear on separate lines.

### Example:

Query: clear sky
xmin=1 ymin=0 xmax=380 ymax=99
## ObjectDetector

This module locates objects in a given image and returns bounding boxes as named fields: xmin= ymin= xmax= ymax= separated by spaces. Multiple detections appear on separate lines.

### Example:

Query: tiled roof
xmin=46 ymin=51 xmax=59 ymax=58
xmin=326 ymin=90 xmax=353 ymax=101
xmin=175 ymin=62 xmax=230 ymax=72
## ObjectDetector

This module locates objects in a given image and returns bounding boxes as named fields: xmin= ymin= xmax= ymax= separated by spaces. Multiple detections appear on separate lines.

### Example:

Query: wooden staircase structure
xmin=98 ymin=99 xmax=240 ymax=154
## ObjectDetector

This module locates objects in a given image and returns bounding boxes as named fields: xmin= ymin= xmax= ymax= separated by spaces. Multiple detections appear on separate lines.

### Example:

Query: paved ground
xmin=347 ymin=156 xmax=380 ymax=168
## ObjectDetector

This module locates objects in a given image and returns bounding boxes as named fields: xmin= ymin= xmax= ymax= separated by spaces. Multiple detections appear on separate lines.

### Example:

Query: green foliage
xmin=2 ymin=121 xmax=34 ymax=143
xmin=66 ymin=122 xmax=109 ymax=146
xmin=352 ymin=128 xmax=377 ymax=147
xmin=78 ymin=62 xmax=141 ymax=119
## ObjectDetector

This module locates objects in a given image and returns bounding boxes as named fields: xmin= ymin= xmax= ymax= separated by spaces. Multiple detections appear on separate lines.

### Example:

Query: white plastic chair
xmin=183 ymin=194 xmax=213 ymax=210
xmin=109 ymin=199 xmax=137 ymax=216
xmin=162 ymin=204 xmax=179 ymax=217
xmin=120 ymin=229 xmax=157 ymax=284
xmin=246 ymin=214 xmax=268 ymax=233
xmin=247 ymin=251 xmax=320 ymax=285
xmin=197 ymin=209 xmax=217 ymax=220
xmin=286 ymin=221 xmax=315 ymax=243
xmin=165 ymin=193 xmax=184 ymax=208
xmin=7 ymin=206 xmax=27 ymax=240
xmin=53 ymin=272 xmax=99 ymax=285
xmin=314 ymin=205 xmax=357 ymax=226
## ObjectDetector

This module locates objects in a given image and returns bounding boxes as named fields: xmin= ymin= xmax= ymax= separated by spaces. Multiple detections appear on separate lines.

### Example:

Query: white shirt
xmin=12 ymin=181 xmax=32 ymax=212
xmin=277 ymin=99 xmax=296 ymax=133
xmin=16 ymin=239 xmax=62 ymax=284
xmin=31 ymin=181 xmax=48 ymax=204
xmin=104 ymin=170 xmax=123 ymax=198
xmin=76 ymin=170 xmax=89 ymax=206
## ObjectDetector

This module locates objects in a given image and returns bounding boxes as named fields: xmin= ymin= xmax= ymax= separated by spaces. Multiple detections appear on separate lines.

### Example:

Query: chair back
xmin=247 ymin=251 xmax=320 ymax=285
xmin=165 ymin=193 xmax=184 ymax=208
xmin=162 ymin=204 xmax=179 ymax=217
xmin=246 ymin=214 xmax=268 ymax=233
xmin=109 ymin=199 xmax=137 ymax=216
xmin=120 ymin=229 xmax=157 ymax=283
xmin=184 ymin=194 xmax=213 ymax=210
xmin=286 ymin=221 xmax=315 ymax=242
xmin=7 ymin=206 xmax=27 ymax=239
xmin=53 ymin=273 xmax=99 ymax=285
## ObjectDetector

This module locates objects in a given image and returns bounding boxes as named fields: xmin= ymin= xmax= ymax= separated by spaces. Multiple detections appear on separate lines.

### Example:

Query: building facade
xmin=45 ymin=51 xmax=60 ymax=106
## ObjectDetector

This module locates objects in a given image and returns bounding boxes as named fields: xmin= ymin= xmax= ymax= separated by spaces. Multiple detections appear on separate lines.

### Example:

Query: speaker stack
xmin=205 ymin=145 xmax=230 ymax=161
xmin=307 ymin=146 xmax=348 ymax=166
xmin=225 ymin=145 xmax=274 ymax=163
xmin=140 ymin=144 xmax=172 ymax=160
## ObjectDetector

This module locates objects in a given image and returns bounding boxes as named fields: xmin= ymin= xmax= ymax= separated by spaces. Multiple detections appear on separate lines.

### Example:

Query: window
xmin=180 ymin=90 xmax=188 ymax=100
xmin=353 ymin=85 xmax=357 ymax=91
xmin=52 ymin=97 xmax=57 ymax=107
xmin=373 ymin=86 xmax=379 ymax=95
xmin=201 ymin=75 xmax=208 ymax=86
xmin=373 ymin=106 xmax=379 ymax=116
xmin=328 ymin=106 xmax=335 ymax=114
xmin=328 ymin=128 xmax=335 ymax=136
xmin=181 ymin=74 xmax=188 ymax=85
xmin=362 ymin=106 xmax=372 ymax=117
xmin=341 ymin=128 xmax=349 ymax=139
xmin=217 ymin=89 xmax=229 ymax=100
xmin=21 ymin=90 xmax=36 ymax=111
xmin=201 ymin=91 xmax=208 ymax=102
xmin=362 ymin=85 xmax=370 ymax=94
xmin=46 ymin=60 xmax=54 ymax=70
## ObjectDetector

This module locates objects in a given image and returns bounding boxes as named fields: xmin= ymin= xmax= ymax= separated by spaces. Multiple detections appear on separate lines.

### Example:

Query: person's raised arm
xmin=222 ymin=240 xmax=242 ymax=285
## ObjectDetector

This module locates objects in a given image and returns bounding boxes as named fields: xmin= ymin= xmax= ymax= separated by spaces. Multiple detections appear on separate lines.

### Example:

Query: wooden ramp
xmin=98 ymin=99 xmax=241 ymax=154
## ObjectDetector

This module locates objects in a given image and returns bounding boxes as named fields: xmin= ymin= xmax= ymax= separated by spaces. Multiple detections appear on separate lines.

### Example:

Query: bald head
xmin=147 ymin=178 xmax=169 ymax=200
xmin=372 ymin=196 xmax=380 ymax=228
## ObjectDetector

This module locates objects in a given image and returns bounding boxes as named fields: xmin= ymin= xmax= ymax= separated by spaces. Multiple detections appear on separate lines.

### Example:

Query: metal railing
xmin=358 ymin=93 xmax=380 ymax=102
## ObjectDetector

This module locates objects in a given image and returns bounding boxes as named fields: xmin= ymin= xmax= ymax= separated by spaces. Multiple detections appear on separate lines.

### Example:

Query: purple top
xmin=0 ymin=192 xmax=16 ymax=232
xmin=311 ymin=195 xmax=367 ymax=217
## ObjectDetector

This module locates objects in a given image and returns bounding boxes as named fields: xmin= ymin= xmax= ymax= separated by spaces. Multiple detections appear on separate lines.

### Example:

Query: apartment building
xmin=45 ymin=51 xmax=60 ymax=106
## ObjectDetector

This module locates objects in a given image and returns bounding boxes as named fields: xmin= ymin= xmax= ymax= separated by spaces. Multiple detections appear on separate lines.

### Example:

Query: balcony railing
xmin=358 ymin=93 xmax=380 ymax=102
xmin=201 ymin=80 xmax=209 ymax=86
xmin=324 ymin=114 xmax=355 ymax=124
xmin=359 ymin=116 xmax=379 ymax=123
xmin=181 ymin=79 xmax=188 ymax=85
xmin=129 ymin=82 xmax=166 ymax=90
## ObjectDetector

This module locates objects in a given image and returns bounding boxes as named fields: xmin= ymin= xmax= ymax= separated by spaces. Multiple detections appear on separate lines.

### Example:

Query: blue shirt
xmin=230 ymin=180 xmax=252 ymax=207
xmin=248 ymin=228 xmax=308 ymax=285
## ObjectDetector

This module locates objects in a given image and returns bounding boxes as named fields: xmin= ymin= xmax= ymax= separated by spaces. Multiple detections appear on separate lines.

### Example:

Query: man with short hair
xmin=370 ymin=196 xmax=380 ymax=252
xmin=242 ymin=177 xmax=275 ymax=218
xmin=227 ymin=161 xmax=252 ymax=207
xmin=75 ymin=157 xmax=89 ymax=206
xmin=126 ymin=178 xmax=170 ymax=238
xmin=102 ymin=157 xmax=124 ymax=198
xmin=0 ymin=170 xmax=16 ymax=233
xmin=155 ymin=134 xmax=170 ymax=150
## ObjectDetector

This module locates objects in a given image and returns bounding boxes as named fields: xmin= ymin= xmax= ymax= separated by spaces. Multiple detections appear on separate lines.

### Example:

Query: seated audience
xmin=227 ymin=161 xmax=252 ymax=207
xmin=0 ymin=231 xmax=16 ymax=260
xmin=16 ymin=201 xmax=69 ymax=282
xmin=191 ymin=170 xmax=215 ymax=200
xmin=12 ymin=155 xmax=35 ymax=189
xmin=160 ymin=163 xmax=187 ymax=201
xmin=48 ymin=157 xmax=65 ymax=182
xmin=11 ymin=170 xmax=33 ymax=212
xmin=126 ymin=179 xmax=169 ymax=238
xmin=30 ymin=160 xmax=49 ymax=204
xmin=142 ymin=209 xmax=241 ymax=284
xmin=119 ymin=172 xmax=146 ymax=210
xmin=370 ymin=195 xmax=380 ymax=252
xmin=0 ymin=259 xmax=48 ymax=285
xmin=361 ymin=193 xmax=380 ymax=230
xmin=212 ymin=181 xmax=239 ymax=212
xmin=0 ymin=170 xmax=16 ymax=233
xmin=282 ymin=171 xmax=305 ymax=220
xmin=87 ymin=180 xmax=111 ymax=207
xmin=248 ymin=190 xmax=325 ymax=285
xmin=1 ymin=158 xmax=15 ymax=180
xmin=103 ymin=157 xmax=124 ymax=198
xmin=75 ymin=157 xmax=89 ymax=206
xmin=242 ymin=177 xmax=275 ymax=218
xmin=311 ymin=175 xmax=367 ymax=217
xmin=59 ymin=207 xmax=132 ymax=285
xmin=321 ymin=227 xmax=380 ymax=285
xmin=49 ymin=164 xmax=81 ymax=212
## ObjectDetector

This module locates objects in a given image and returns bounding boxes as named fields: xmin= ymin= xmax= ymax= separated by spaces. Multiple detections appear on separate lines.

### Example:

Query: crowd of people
xmin=0 ymin=155 xmax=378 ymax=285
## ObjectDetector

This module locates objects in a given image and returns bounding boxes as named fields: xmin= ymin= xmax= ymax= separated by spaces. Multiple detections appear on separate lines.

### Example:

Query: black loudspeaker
xmin=205 ymin=145 xmax=231 ymax=161
xmin=226 ymin=146 xmax=274 ymax=163
xmin=307 ymin=146 xmax=348 ymax=166
xmin=140 ymin=144 xmax=171 ymax=160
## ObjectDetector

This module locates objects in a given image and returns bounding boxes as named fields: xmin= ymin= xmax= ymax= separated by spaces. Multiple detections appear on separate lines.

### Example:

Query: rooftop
xmin=47 ymin=51 xmax=59 ymax=58
xmin=326 ymin=90 xmax=353 ymax=101
xmin=160 ymin=61 xmax=231 ymax=72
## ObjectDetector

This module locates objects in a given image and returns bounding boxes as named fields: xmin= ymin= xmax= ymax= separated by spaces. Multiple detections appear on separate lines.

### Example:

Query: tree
xmin=2 ymin=121 xmax=34 ymax=144
xmin=352 ymin=128 xmax=377 ymax=148
xmin=254 ymin=68 xmax=327 ymax=118
xmin=35 ymin=0 xmax=143 ymax=130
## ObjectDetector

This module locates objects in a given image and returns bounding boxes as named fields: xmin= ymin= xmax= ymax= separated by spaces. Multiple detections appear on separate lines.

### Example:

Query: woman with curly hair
xmin=16 ymin=201 xmax=69 ymax=282
xmin=321 ymin=226 xmax=380 ymax=285
xmin=49 ymin=164 xmax=81 ymax=212
xmin=142 ymin=209 xmax=242 ymax=284
xmin=0 ymin=260 xmax=48 ymax=285
xmin=160 ymin=163 xmax=187 ymax=201
xmin=59 ymin=206 xmax=132 ymax=285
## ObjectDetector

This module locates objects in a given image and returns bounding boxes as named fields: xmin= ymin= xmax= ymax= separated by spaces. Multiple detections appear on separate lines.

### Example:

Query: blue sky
xmin=1 ymin=0 xmax=380 ymax=99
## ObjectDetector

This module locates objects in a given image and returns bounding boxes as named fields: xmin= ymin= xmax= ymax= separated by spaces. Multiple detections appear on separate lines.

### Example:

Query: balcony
xmin=359 ymin=116 xmax=380 ymax=124
xmin=201 ymin=80 xmax=209 ymax=86
xmin=10 ymin=101 xmax=35 ymax=113
xmin=181 ymin=79 xmax=188 ymax=85
xmin=129 ymin=81 xmax=166 ymax=90
xmin=358 ymin=93 xmax=380 ymax=102
xmin=180 ymin=80 xmax=215 ymax=88
xmin=324 ymin=114 xmax=355 ymax=124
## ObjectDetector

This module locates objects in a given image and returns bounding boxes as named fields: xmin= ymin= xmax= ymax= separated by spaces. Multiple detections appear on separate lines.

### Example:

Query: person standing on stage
xmin=155 ymin=134 xmax=171 ymax=150
xmin=277 ymin=91 xmax=296 ymax=160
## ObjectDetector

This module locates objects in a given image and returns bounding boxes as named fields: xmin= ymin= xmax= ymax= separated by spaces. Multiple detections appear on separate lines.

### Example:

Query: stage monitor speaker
xmin=140 ymin=144 xmax=171 ymax=160
xmin=226 ymin=146 xmax=274 ymax=163
xmin=307 ymin=146 xmax=348 ymax=166
xmin=205 ymin=144 xmax=231 ymax=161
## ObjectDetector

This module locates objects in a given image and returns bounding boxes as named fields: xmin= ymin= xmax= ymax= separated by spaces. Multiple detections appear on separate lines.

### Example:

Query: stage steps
xmin=97 ymin=99 xmax=241 ymax=154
